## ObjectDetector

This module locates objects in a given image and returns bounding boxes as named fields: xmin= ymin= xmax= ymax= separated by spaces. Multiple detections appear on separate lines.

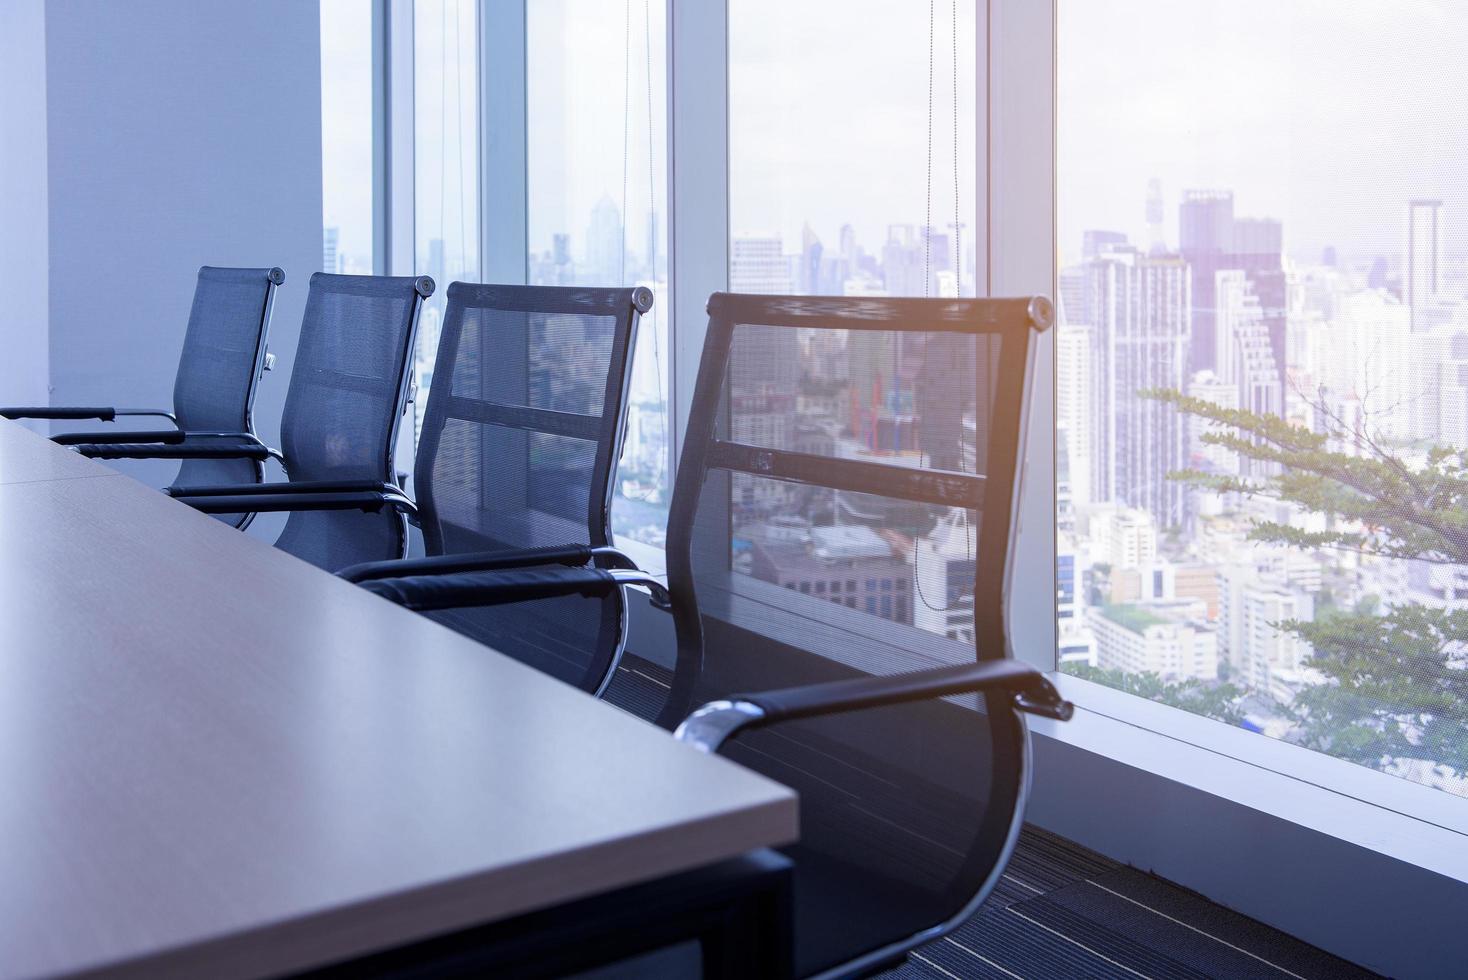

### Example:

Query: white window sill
xmin=1026 ymin=673 xmax=1467 ymax=978
xmin=1032 ymin=674 xmax=1468 ymax=880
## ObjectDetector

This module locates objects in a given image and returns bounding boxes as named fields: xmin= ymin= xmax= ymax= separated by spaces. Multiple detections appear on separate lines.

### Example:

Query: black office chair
xmin=356 ymin=291 xmax=1072 ymax=977
xmin=165 ymin=273 xmax=432 ymax=571
xmin=338 ymin=282 xmax=659 ymax=695
xmin=1 ymin=265 xmax=283 ymax=528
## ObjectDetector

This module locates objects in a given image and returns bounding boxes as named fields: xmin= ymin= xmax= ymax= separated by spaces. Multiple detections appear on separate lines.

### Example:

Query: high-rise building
xmin=1214 ymin=270 xmax=1282 ymax=423
xmin=914 ymin=511 xmax=978 ymax=642
xmin=1056 ymin=321 xmax=1092 ymax=509
xmin=1090 ymin=505 xmax=1158 ymax=569
xmin=1057 ymin=530 xmax=1098 ymax=669
xmin=730 ymin=234 xmax=792 ymax=294
xmin=426 ymin=237 xmax=446 ymax=290
xmin=1180 ymin=191 xmax=1286 ymax=391
xmin=1218 ymin=565 xmax=1313 ymax=693
xmin=1186 ymin=370 xmax=1240 ymax=476
xmin=1423 ymin=329 xmax=1468 ymax=448
xmin=1228 ymin=217 xmax=1287 ymax=394
xmin=585 ymin=195 xmax=624 ymax=285
xmin=745 ymin=522 xmax=914 ymax=626
xmin=1086 ymin=248 xmax=1190 ymax=527
xmin=1090 ymin=603 xmax=1217 ymax=681
xmin=881 ymin=224 xmax=928 ymax=296
xmin=1179 ymin=190 xmax=1233 ymax=375
xmin=1324 ymin=290 xmax=1412 ymax=442
xmin=322 ymin=226 xmax=340 ymax=274
xmin=1146 ymin=177 xmax=1166 ymax=254
xmin=1058 ymin=264 xmax=1087 ymax=327
xmin=1082 ymin=229 xmax=1128 ymax=262
xmin=1407 ymin=199 xmax=1444 ymax=332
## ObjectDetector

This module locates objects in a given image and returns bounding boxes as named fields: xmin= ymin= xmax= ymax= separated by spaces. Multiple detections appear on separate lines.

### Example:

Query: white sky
xmin=324 ymin=0 xmax=1468 ymax=271
xmin=1058 ymin=0 xmax=1468 ymax=266
xmin=320 ymin=0 xmax=375 ymax=264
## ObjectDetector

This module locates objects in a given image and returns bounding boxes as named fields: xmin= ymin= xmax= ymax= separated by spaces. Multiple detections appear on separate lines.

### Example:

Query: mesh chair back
xmin=663 ymin=293 xmax=1050 ymax=976
xmin=170 ymin=266 xmax=283 ymax=498
xmin=274 ymin=273 xmax=431 ymax=571
xmin=412 ymin=283 xmax=651 ymax=690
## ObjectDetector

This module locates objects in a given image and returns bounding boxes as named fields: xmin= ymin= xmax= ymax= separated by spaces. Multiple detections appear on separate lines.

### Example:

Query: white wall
xmin=0 ymin=0 xmax=51 ymax=424
xmin=44 ymin=0 xmax=323 ymax=456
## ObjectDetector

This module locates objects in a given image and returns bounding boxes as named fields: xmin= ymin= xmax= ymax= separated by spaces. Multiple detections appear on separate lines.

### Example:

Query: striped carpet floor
xmin=604 ymin=657 xmax=1378 ymax=980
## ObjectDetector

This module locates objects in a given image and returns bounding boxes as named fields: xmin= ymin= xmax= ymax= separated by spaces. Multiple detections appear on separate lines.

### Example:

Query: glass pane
xmin=414 ymin=0 xmax=480 ymax=442
xmin=1059 ymin=1 xmax=1468 ymax=798
xmin=730 ymin=0 xmax=979 ymax=299
xmin=320 ymin=0 xmax=375 ymax=275
xmin=526 ymin=0 xmax=671 ymax=550
xmin=725 ymin=1 xmax=981 ymax=646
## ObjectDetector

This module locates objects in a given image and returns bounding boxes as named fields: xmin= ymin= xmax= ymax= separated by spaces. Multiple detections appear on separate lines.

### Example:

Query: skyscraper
xmin=585 ymin=195 xmax=624 ymax=285
xmin=322 ymin=226 xmax=340 ymax=274
xmin=881 ymin=225 xmax=928 ymax=296
xmin=1082 ymin=229 xmax=1128 ymax=261
xmin=1086 ymin=247 xmax=1191 ymax=528
xmin=1146 ymin=177 xmax=1166 ymax=254
xmin=799 ymin=223 xmax=824 ymax=294
xmin=1179 ymin=189 xmax=1234 ymax=374
xmin=725 ymin=241 xmax=799 ymax=513
xmin=1055 ymin=321 xmax=1092 ymax=509
xmin=1180 ymin=191 xmax=1285 ymax=389
xmin=1229 ymin=217 xmax=1287 ymax=394
xmin=1407 ymin=199 xmax=1443 ymax=332
xmin=730 ymin=234 xmax=792 ymax=294
xmin=1214 ymin=270 xmax=1281 ymax=419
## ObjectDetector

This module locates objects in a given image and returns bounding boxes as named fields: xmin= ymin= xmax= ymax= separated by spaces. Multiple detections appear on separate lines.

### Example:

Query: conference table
xmin=0 ymin=418 xmax=798 ymax=978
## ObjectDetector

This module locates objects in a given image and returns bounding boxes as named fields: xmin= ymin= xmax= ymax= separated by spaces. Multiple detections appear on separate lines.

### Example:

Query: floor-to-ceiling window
xmin=1058 ymin=0 xmax=1468 ymax=799
xmin=413 ymin=0 xmax=480 ymax=440
xmin=321 ymin=0 xmax=376 ymax=276
xmin=724 ymin=0 xmax=981 ymax=642
xmin=729 ymin=0 xmax=979 ymax=301
xmin=526 ymin=0 xmax=670 ymax=549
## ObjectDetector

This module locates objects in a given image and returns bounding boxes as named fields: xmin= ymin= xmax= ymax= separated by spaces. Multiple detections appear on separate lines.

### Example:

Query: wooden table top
xmin=0 ymin=419 xmax=797 ymax=979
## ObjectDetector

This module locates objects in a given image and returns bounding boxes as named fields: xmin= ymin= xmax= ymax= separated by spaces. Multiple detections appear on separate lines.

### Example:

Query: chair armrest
xmin=172 ymin=485 xmax=416 ymax=516
xmin=112 ymin=408 xmax=179 ymax=422
xmin=339 ymin=543 xmax=598 ymax=583
xmin=673 ymin=661 xmax=1073 ymax=753
xmin=77 ymin=438 xmax=276 ymax=461
xmin=1 ymin=406 xmax=117 ymax=421
xmin=53 ymin=429 xmax=185 ymax=446
xmin=360 ymin=566 xmax=670 ymax=612
xmin=167 ymin=479 xmax=396 ymax=498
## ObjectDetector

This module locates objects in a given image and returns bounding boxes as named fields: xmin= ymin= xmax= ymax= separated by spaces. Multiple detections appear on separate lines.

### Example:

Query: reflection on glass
xmin=320 ymin=0 xmax=375 ymax=275
xmin=414 ymin=0 xmax=480 ymax=441
xmin=527 ymin=0 xmax=670 ymax=549
xmin=1059 ymin=0 xmax=1468 ymax=797
xmin=726 ymin=1 xmax=980 ymax=644
xmin=722 ymin=321 xmax=987 ymax=647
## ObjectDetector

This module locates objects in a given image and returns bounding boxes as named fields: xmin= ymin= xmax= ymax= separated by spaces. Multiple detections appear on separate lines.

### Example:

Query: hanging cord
xmin=952 ymin=0 xmax=962 ymax=302
xmin=923 ymin=0 xmax=934 ymax=298
xmin=616 ymin=0 xmax=665 ymax=505
xmin=453 ymin=1 xmax=466 ymax=282
xmin=437 ymin=1 xmax=448 ymax=270
xmin=619 ymin=0 xmax=631 ymax=284
xmin=642 ymin=0 xmax=667 ymax=501
xmin=915 ymin=0 xmax=973 ymax=616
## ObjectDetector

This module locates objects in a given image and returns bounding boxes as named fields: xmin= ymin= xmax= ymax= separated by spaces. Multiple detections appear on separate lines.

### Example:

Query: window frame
xmin=372 ymin=3 xmax=1468 ymax=973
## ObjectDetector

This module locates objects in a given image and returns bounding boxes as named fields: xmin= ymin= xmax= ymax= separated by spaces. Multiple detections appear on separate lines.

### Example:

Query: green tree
xmin=1144 ymin=388 xmax=1468 ymax=779
xmin=1066 ymin=664 xmax=1247 ymax=725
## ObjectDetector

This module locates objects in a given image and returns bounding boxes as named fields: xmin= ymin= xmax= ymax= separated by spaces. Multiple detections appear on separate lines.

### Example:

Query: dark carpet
xmin=603 ymin=656 xmax=1378 ymax=980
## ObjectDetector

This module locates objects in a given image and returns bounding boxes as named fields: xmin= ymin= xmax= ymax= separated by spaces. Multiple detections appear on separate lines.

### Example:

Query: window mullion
xmin=989 ymin=0 xmax=1057 ymax=670
xmin=667 ymin=0 xmax=730 ymax=467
